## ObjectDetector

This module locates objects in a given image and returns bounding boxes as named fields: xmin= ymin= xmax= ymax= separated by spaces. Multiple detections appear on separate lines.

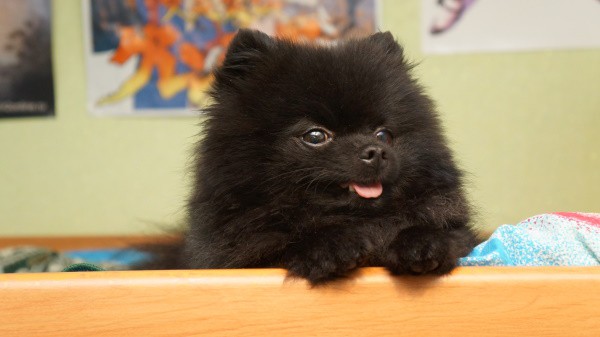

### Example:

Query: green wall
xmin=1 ymin=1 xmax=598 ymax=236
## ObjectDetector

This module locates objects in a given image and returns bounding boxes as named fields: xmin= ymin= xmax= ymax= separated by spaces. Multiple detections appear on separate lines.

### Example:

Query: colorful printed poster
xmin=423 ymin=0 xmax=600 ymax=54
xmin=83 ymin=0 xmax=380 ymax=116
xmin=0 ymin=0 xmax=54 ymax=118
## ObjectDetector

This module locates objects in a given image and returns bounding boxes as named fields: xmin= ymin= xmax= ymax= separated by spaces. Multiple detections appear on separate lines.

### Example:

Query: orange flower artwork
xmin=86 ymin=0 xmax=378 ymax=115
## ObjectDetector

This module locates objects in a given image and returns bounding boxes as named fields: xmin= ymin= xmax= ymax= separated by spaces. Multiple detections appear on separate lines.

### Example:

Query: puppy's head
xmin=200 ymin=30 xmax=460 ymax=211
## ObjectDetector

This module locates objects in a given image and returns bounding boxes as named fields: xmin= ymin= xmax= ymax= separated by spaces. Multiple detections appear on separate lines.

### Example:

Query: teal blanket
xmin=460 ymin=212 xmax=600 ymax=266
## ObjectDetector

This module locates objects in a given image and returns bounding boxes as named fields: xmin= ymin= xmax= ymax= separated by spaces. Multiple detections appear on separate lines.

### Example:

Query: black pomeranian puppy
xmin=144 ymin=29 xmax=477 ymax=284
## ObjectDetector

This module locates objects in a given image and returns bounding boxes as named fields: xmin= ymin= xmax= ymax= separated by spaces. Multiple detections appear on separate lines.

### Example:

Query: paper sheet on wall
xmin=422 ymin=0 xmax=600 ymax=54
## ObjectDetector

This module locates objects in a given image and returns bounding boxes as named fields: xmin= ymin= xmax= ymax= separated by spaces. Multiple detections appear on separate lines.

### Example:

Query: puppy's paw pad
xmin=409 ymin=259 xmax=439 ymax=274
xmin=385 ymin=230 xmax=456 ymax=276
xmin=285 ymin=239 xmax=373 ymax=284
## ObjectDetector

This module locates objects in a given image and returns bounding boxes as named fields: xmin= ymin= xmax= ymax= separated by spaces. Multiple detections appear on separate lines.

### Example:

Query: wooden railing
xmin=1 ymin=267 xmax=599 ymax=336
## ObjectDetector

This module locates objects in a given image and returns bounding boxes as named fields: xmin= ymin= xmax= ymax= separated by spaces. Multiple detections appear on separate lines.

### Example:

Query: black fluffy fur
xmin=140 ymin=29 xmax=477 ymax=284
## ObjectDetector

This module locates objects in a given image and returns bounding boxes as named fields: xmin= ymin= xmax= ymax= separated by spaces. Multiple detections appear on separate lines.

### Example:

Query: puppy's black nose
xmin=359 ymin=146 xmax=387 ymax=166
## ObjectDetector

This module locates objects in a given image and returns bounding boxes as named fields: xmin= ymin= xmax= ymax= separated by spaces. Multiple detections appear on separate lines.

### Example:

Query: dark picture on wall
xmin=0 ymin=0 xmax=54 ymax=118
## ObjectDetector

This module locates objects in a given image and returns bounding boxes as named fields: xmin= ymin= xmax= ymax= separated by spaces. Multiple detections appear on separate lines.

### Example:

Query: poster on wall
xmin=83 ymin=0 xmax=380 ymax=117
xmin=0 ymin=0 xmax=54 ymax=118
xmin=423 ymin=0 xmax=600 ymax=54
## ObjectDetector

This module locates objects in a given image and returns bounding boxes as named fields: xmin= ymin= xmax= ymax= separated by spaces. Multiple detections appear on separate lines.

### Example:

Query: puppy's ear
xmin=217 ymin=29 xmax=274 ymax=82
xmin=368 ymin=31 xmax=403 ymax=55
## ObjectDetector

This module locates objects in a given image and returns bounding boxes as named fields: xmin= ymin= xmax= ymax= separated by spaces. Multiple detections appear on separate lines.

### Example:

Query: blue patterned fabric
xmin=65 ymin=249 xmax=149 ymax=266
xmin=459 ymin=213 xmax=600 ymax=266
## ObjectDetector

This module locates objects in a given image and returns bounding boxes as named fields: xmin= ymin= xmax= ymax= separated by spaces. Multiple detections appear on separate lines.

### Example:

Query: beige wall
xmin=0 ymin=1 xmax=598 ymax=236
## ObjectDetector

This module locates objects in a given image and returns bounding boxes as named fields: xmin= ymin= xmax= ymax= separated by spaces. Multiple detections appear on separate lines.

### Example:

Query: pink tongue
xmin=351 ymin=182 xmax=383 ymax=199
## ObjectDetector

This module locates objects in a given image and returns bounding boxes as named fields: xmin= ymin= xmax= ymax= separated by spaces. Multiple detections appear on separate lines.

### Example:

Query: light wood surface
xmin=1 ymin=267 xmax=599 ymax=336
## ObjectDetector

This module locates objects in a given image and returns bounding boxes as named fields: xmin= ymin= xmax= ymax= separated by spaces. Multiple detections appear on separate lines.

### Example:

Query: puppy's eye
xmin=375 ymin=129 xmax=393 ymax=145
xmin=302 ymin=129 xmax=330 ymax=145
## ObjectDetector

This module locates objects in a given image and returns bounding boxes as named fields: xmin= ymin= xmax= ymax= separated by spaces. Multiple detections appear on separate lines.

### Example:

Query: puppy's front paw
xmin=284 ymin=238 xmax=373 ymax=285
xmin=384 ymin=227 xmax=458 ymax=276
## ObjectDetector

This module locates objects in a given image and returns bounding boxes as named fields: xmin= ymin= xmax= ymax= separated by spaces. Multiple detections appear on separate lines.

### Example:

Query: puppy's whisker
xmin=258 ymin=167 xmax=326 ymax=187
xmin=303 ymin=171 xmax=330 ymax=195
